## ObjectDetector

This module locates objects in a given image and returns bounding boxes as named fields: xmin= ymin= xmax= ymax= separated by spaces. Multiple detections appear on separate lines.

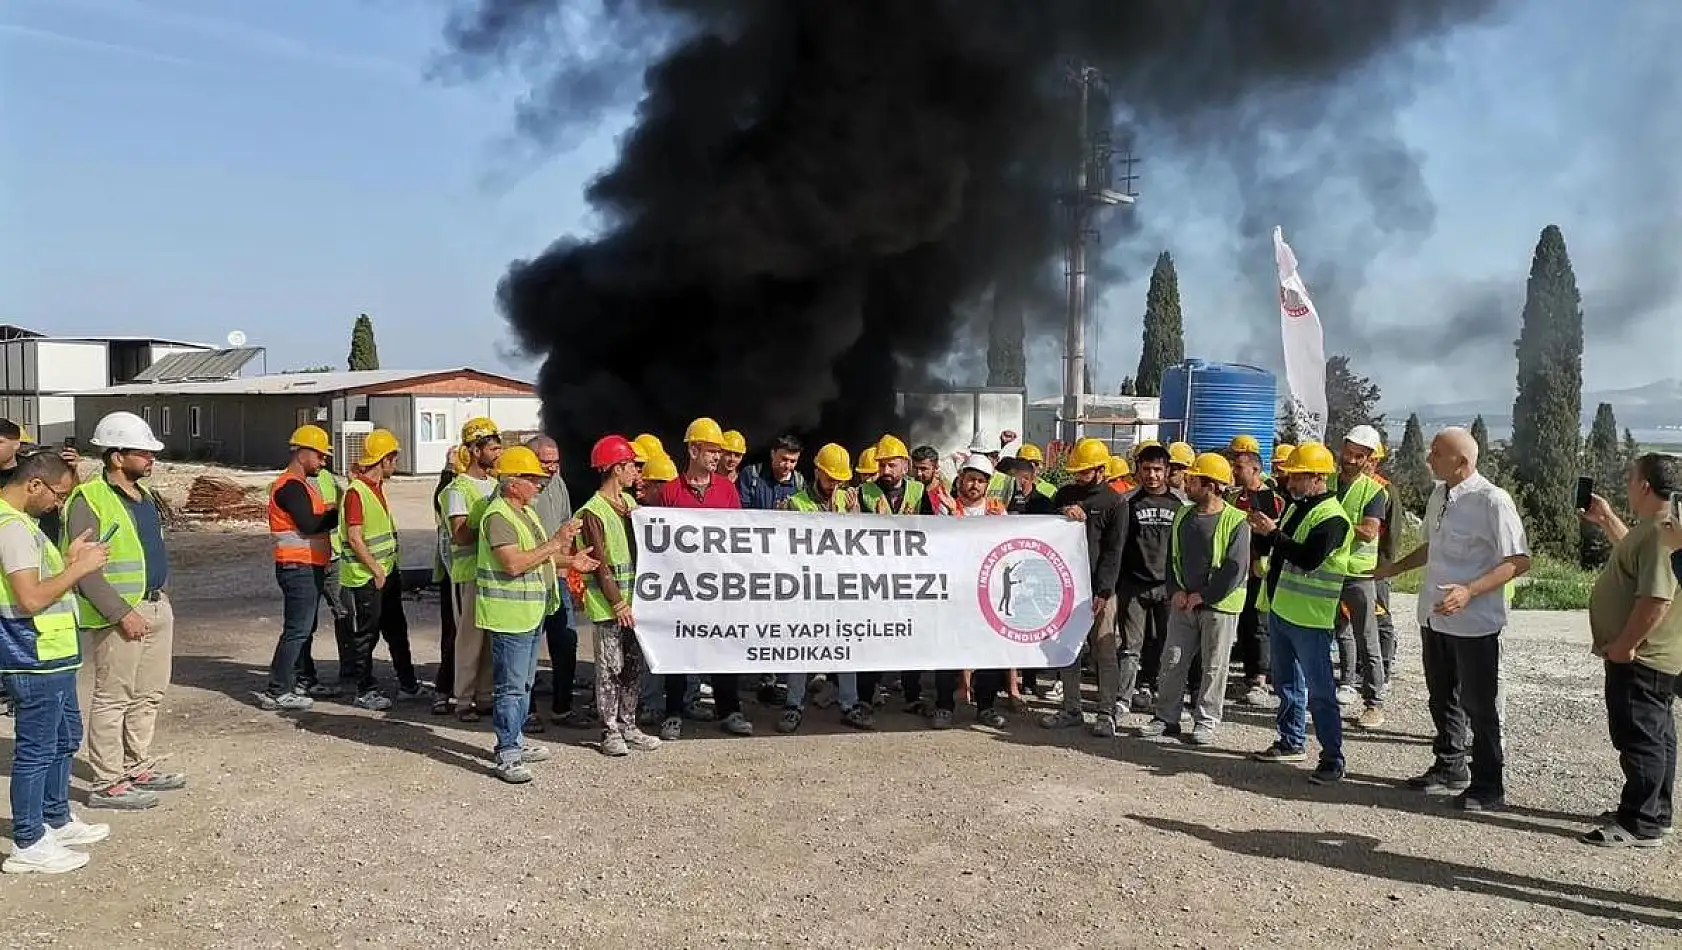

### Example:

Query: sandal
xmin=1581 ymin=823 xmax=1665 ymax=848
xmin=430 ymin=697 xmax=454 ymax=716
xmin=457 ymin=705 xmax=481 ymax=723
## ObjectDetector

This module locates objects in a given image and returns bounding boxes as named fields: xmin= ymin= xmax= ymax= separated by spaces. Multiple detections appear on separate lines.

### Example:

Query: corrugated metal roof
xmin=133 ymin=347 xmax=263 ymax=382
xmin=69 ymin=367 xmax=533 ymax=397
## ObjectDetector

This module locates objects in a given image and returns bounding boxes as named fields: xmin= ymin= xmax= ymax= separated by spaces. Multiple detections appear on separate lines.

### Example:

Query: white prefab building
xmin=0 ymin=325 xmax=214 ymax=444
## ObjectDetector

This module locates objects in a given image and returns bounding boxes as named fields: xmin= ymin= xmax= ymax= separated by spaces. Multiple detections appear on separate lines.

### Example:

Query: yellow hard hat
xmin=1373 ymin=441 xmax=1388 ymax=461
xmin=630 ymin=441 xmax=649 ymax=464
xmin=495 ymin=445 xmax=548 ymax=478
xmin=357 ymin=429 xmax=400 ymax=467
xmin=1280 ymin=441 xmax=1337 ymax=476
xmin=1131 ymin=439 xmax=1161 ymax=460
xmin=1186 ymin=452 xmax=1235 ymax=485
xmin=854 ymin=446 xmax=879 ymax=476
xmin=1272 ymin=443 xmax=1297 ymax=464
xmin=1168 ymin=441 xmax=1196 ymax=468
xmin=1104 ymin=456 xmax=1130 ymax=480
xmin=633 ymin=433 xmax=665 ymax=459
xmin=461 ymin=416 xmax=499 ymax=445
xmin=814 ymin=443 xmax=853 ymax=483
xmin=642 ymin=453 xmax=678 ymax=483
xmin=873 ymin=434 xmax=909 ymax=461
xmin=684 ymin=416 xmax=724 ymax=446
xmin=1065 ymin=437 xmax=1110 ymax=473
xmin=1229 ymin=434 xmax=1261 ymax=456
xmin=1016 ymin=443 xmax=1044 ymax=463
xmin=721 ymin=429 xmax=747 ymax=455
xmin=288 ymin=425 xmax=332 ymax=456
xmin=450 ymin=445 xmax=471 ymax=474
xmin=17 ymin=425 xmax=33 ymax=444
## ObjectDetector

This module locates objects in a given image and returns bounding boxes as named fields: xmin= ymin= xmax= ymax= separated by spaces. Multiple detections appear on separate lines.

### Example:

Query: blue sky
xmin=3 ymin=0 xmax=1677 ymax=408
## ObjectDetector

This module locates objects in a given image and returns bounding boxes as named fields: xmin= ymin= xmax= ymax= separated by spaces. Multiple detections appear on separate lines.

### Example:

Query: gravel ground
xmin=2 ymin=476 xmax=1680 ymax=947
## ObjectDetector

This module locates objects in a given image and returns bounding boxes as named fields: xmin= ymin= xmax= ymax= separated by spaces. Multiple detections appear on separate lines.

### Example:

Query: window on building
xmin=141 ymin=405 xmax=153 ymax=426
xmin=160 ymin=406 xmax=172 ymax=436
xmin=420 ymin=411 xmax=449 ymax=442
xmin=295 ymin=408 xmax=310 ymax=428
xmin=189 ymin=405 xmax=202 ymax=438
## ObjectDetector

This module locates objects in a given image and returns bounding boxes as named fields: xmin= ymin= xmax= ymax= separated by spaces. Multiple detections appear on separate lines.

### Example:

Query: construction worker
xmin=1039 ymin=438 xmax=1125 ymax=735
xmin=577 ymin=436 xmax=659 ymax=757
xmin=739 ymin=435 xmax=805 ymax=509
xmin=300 ymin=452 xmax=349 ymax=698
xmin=1331 ymin=425 xmax=1391 ymax=729
xmin=1016 ymin=443 xmax=1057 ymax=499
xmin=649 ymin=417 xmax=750 ymax=739
xmin=1142 ymin=453 xmax=1251 ymax=746
xmin=1131 ymin=439 xmax=1161 ymax=461
xmin=909 ymin=444 xmax=956 ymax=515
xmin=633 ymin=433 xmax=665 ymax=461
xmin=1105 ymin=455 xmax=1133 ymax=494
xmin=853 ymin=446 xmax=879 ymax=488
xmin=1271 ymin=443 xmax=1295 ymax=483
xmin=719 ymin=430 xmax=747 ymax=484
xmin=1227 ymin=434 xmax=1286 ymax=707
xmin=440 ymin=418 xmax=504 ymax=720
xmin=944 ymin=454 xmax=1017 ymax=727
xmin=998 ymin=458 xmax=1056 ymax=514
xmin=1247 ymin=442 xmax=1352 ymax=785
xmin=1166 ymin=441 xmax=1196 ymax=492
xmin=861 ymin=434 xmax=926 ymax=515
xmin=336 ymin=429 xmax=418 ymax=711
xmin=776 ymin=444 xmax=877 ymax=733
xmin=518 ymin=435 xmax=585 ymax=732
xmin=640 ymin=452 xmax=677 ymax=499
xmin=430 ymin=445 xmax=469 ymax=714
xmin=1113 ymin=443 xmax=1189 ymax=717
xmin=1 ymin=449 xmax=111 ymax=875
xmin=262 ymin=426 xmax=338 ymax=712
xmin=475 ymin=446 xmax=592 ymax=783
xmin=62 ymin=411 xmax=183 ymax=812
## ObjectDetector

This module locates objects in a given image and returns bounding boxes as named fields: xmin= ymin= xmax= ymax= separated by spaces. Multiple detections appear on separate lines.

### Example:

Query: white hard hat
xmin=997 ymin=439 xmax=1020 ymax=460
xmin=1344 ymin=424 xmax=1383 ymax=451
xmin=91 ymin=411 xmax=164 ymax=452
xmin=960 ymin=454 xmax=995 ymax=477
xmin=966 ymin=435 xmax=992 ymax=455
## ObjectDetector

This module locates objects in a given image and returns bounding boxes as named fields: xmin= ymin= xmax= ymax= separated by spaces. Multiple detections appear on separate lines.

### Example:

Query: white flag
xmin=1274 ymin=226 xmax=1327 ymax=441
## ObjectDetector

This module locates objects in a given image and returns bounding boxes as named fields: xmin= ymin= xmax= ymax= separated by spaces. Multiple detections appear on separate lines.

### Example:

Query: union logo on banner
xmin=1280 ymin=286 xmax=1312 ymax=320
xmin=975 ymin=538 xmax=1077 ymax=644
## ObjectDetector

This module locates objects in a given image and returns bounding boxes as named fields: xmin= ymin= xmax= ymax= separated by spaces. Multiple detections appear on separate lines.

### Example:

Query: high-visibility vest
xmin=985 ymin=472 xmax=1012 ymax=504
xmin=268 ymin=471 xmax=330 ymax=567
xmin=1329 ymin=473 xmax=1384 ymax=577
xmin=784 ymin=487 xmax=852 ymax=512
xmin=1170 ymin=504 xmax=1250 ymax=615
xmin=860 ymin=479 xmax=924 ymax=515
xmin=439 ymin=473 xmax=495 ymax=584
xmin=474 ymin=496 xmax=557 ymax=634
xmin=1267 ymin=496 xmax=1351 ymax=630
xmin=315 ymin=471 xmax=343 ymax=558
xmin=62 ymin=476 xmax=155 ymax=628
xmin=1035 ymin=479 xmax=1056 ymax=499
xmin=0 ymin=498 xmax=81 ymax=674
xmin=339 ymin=478 xmax=398 ymax=589
xmin=578 ymin=491 xmax=636 ymax=625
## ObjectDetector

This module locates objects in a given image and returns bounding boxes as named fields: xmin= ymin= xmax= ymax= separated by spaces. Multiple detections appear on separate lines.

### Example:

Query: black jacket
xmin=1050 ymin=481 xmax=1125 ymax=593
xmin=1257 ymin=491 xmax=1350 ymax=602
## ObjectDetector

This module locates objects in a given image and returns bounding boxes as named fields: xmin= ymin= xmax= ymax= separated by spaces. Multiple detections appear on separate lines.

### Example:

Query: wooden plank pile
xmin=179 ymin=475 xmax=266 ymax=522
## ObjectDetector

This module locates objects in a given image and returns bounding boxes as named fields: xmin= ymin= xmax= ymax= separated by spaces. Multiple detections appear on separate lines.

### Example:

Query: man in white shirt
xmin=1376 ymin=427 xmax=1529 ymax=811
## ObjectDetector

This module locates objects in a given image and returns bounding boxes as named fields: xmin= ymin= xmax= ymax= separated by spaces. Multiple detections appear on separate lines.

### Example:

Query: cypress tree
xmin=1134 ymin=251 xmax=1184 ymax=396
xmin=348 ymin=313 xmax=381 ymax=371
xmin=1469 ymin=415 xmax=1490 ymax=457
xmin=1622 ymin=429 xmax=1642 ymax=471
xmin=1392 ymin=412 xmax=1432 ymax=514
xmin=1508 ymin=225 xmax=1584 ymax=557
xmin=1580 ymin=403 xmax=1622 ymax=567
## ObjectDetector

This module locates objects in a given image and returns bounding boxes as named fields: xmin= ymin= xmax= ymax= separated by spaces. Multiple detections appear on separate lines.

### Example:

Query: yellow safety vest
xmin=578 ymin=492 xmax=636 ymax=625
xmin=474 ymin=496 xmax=558 ymax=634
xmin=62 ymin=477 xmax=155 ymax=628
xmin=1267 ymin=496 xmax=1352 ymax=630
xmin=1170 ymin=504 xmax=1250 ymax=615
xmin=0 ymin=498 xmax=81 ymax=674
xmin=339 ymin=479 xmax=398 ymax=588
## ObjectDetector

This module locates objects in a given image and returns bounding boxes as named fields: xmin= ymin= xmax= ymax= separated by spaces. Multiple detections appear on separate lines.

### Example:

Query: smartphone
xmin=100 ymin=522 xmax=120 ymax=544
xmin=63 ymin=436 xmax=77 ymax=449
xmin=1575 ymin=475 xmax=1594 ymax=510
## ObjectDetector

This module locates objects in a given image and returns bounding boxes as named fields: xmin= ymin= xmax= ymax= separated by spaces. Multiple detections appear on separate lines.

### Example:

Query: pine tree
xmin=1392 ymin=412 xmax=1432 ymax=514
xmin=1580 ymin=403 xmax=1623 ymax=567
xmin=1470 ymin=415 xmax=1490 ymax=457
xmin=1508 ymin=225 xmax=1584 ymax=557
xmin=1134 ymin=251 xmax=1184 ymax=397
xmin=985 ymin=285 xmax=1025 ymax=388
xmin=348 ymin=313 xmax=381 ymax=371
xmin=1323 ymin=354 xmax=1383 ymax=447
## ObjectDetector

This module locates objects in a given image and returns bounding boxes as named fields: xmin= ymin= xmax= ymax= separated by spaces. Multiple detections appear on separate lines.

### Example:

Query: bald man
xmin=524 ymin=436 xmax=592 ymax=729
xmin=1377 ymin=427 xmax=1529 ymax=811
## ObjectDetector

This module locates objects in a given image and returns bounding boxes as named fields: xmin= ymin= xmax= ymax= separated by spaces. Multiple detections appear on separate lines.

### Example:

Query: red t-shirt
xmin=651 ymin=474 xmax=742 ymax=509
xmin=343 ymin=476 xmax=389 ymax=527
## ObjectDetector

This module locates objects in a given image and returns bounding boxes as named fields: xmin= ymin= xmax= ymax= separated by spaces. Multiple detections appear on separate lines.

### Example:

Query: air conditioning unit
xmin=337 ymin=421 xmax=373 ymax=468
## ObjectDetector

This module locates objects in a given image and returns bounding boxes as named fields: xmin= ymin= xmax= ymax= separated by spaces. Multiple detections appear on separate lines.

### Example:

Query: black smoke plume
xmin=443 ymin=0 xmax=1496 ymax=474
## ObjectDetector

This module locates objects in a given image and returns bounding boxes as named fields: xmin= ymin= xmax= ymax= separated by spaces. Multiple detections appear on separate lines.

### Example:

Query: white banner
xmin=1274 ymin=226 xmax=1328 ymax=441
xmin=629 ymin=507 xmax=1093 ymax=674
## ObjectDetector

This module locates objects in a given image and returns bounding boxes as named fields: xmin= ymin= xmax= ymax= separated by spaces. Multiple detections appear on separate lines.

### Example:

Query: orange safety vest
xmin=269 ymin=470 xmax=331 ymax=567
xmin=947 ymin=498 xmax=1007 ymax=516
xmin=1109 ymin=477 xmax=1134 ymax=494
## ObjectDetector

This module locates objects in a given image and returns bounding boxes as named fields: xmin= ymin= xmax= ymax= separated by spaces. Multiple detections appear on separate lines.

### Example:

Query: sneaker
xmin=1039 ymin=708 xmax=1084 ymax=729
xmin=260 ymin=691 xmax=313 ymax=712
xmin=353 ymin=691 xmax=393 ymax=712
xmin=1597 ymin=809 xmax=1675 ymax=837
xmin=1335 ymin=685 xmax=1360 ymax=706
xmin=519 ymin=743 xmax=552 ymax=764
xmin=977 ymin=708 xmax=1007 ymax=729
xmin=622 ymin=727 xmax=662 ymax=752
xmin=776 ymin=708 xmax=803 ymax=734
xmin=1407 ymin=768 xmax=1471 ymax=795
xmin=1252 ymin=742 xmax=1308 ymax=763
xmin=48 ymin=815 xmax=111 ymax=847
xmin=841 ymin=704 xmax=876 ymax=730
xmin=494 ymin=760 xmax=533 ymax=784
xmin=1240 ymin=684 xmax=1273 ymax=707
xmin=660 ymin=716 xmax=683 ymax=741
xmin=1089 ymin=714 xmax=1117 ymax=738
xmin=396 ymin=684 xmax=426 ymax=701
xmin=1454 ymin=791 xmax=1505 ymax=812
xmin=129 ymin=770 xmax=187 ymax=792
xmin=1188 ymin=725 xmax=1216 ymax=746
xmin=600 ymin=732 xmax=630 ymax=756
xmin=931 ymin=708 xmax=954 ymax=730
xmin=3 ymin=836 xmax=89 ymax=875
xmin=682 ymin=701 xmax=717 ymax=722
xmin=1042 ymin=682 xmax=1064 ymax=705
xmin=1137 ymin=718 xmax=1172 ymax=739
xmin=720 ymin=712 xmax=754 ymax=736
xmin=522 ymin=713 xmax=547 ymax=736
xmin=1309 ymin=761 xmax=1346 ymax=785
xmin=85 ymin=782 xmax=159 ymax=811
xmin=1130 ymin=688 xmax=1155 ymax=713
xmin=1356 ymin=706 xmax=1386 ymax=730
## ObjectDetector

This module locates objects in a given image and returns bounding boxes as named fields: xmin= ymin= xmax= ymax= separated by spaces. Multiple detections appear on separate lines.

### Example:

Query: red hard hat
xmin=590 ymin=435 xmax=637 ymax=469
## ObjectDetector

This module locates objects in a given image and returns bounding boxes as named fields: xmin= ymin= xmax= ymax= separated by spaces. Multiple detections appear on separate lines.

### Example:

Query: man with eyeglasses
xmin=523 ymin=435 xmax=592 ymax=731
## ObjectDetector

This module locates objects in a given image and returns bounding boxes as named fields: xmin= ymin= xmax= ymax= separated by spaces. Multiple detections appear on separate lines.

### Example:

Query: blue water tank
xmin=1159 ymin=360 xmax=1279 ymax=460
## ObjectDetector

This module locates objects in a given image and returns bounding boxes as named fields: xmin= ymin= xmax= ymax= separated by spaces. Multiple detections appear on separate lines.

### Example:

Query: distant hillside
xmin=1399 ymin=379 xmax=1682 ymax=431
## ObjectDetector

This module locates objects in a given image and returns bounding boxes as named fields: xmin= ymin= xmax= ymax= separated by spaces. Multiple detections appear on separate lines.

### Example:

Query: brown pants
xmin=451 ymin=582 xmax=492 ymax=707
xmin=1058 ymin=593 xmax=1120 ymax=714
xmin=83 ymin=597 xmax=175 ymax=788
